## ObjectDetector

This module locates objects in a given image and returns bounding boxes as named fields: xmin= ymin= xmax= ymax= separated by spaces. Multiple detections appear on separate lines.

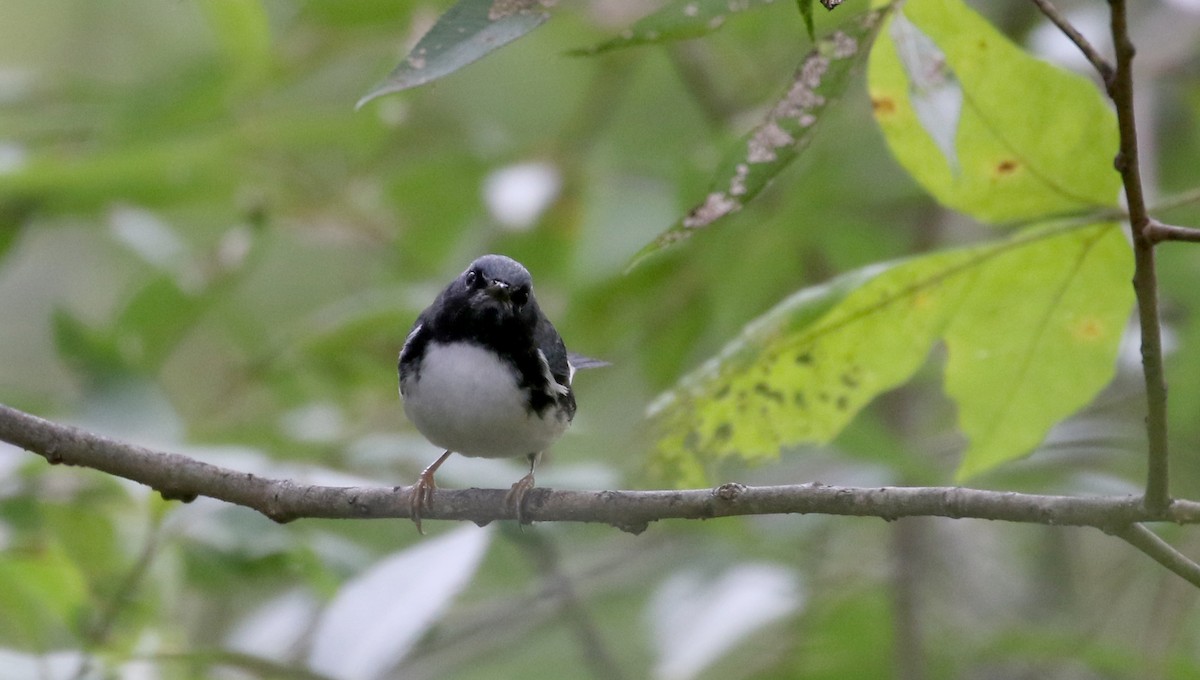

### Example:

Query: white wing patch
xmin=402 ymin=323 xmax=422 ymax=352
xmin=538 ymin=349 xmax=572 ymax=396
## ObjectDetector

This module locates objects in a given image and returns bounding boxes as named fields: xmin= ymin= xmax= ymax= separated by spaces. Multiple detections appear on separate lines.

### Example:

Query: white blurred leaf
xmin=482 ymin=161 xmax=562 ymax=231
xmin=890 ymin=12 xmax=962 ymax=173
xmin=107 ymin=204 xmax=187 ymax=271
xmin=226 ymin=589 xmax=320 ymax=663
xmin=648 ymin=563 xmax=804 ymax=680
xmin=0 ymin=649 xmax=90 ymax=680
xmin=307 ymin=525 xmax=493 ymax=680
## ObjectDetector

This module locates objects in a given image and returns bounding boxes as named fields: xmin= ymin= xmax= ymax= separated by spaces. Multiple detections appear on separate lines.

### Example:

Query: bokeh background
xmin=3 ymin=0 xmax=1200 ymax=678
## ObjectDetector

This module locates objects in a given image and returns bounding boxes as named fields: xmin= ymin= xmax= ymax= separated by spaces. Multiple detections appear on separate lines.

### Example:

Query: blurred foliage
xmin=1 ymin=0 xmax=1200 ymax=678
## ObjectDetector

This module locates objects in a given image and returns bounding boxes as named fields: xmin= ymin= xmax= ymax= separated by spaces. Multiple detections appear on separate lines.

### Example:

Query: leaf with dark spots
xmin=648 ymin=222 xmax=1130 ymax=485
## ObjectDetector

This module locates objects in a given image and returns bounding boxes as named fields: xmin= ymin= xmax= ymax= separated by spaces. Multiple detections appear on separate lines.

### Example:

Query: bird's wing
xmin=533 ymin=316 xmax=573 ymax=389
xmin=398 ymin=318 xmax=430 ymax=391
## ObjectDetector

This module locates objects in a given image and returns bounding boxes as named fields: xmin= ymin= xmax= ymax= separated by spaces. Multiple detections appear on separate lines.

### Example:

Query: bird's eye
xmin=511 ymin=287 xmax=529 ymax=307
xmin=464 ymin=269 xmax=479 ymax=288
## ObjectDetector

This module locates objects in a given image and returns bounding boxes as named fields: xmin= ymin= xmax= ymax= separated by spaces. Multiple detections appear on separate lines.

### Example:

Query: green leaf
xmin=115 ymin=276 xmax=206 ymax=372
xmin=357 ymin=0 xmax=551 ymax=108
xmin=571 ymin=0 xmax=779 ymax=56
xmin=0 ymin=137 xmax=237 ymax=211
xmin=946 ymin=223 xmax=1132 ymax=479
xmin=649 ymin=241 xmax=976 ymax=485
xmin=0 ymin=221 xmax=22 ymax=264
xmin=52 ymin=309 xmax=128 ymax=381
xmin=198 ymin=0 xmax=273 ymax=84
xmin=797 ymin=0 xmax=816 ymax=43
xmin=630 ymin=7 xmax=893 ymax=270
xmin=0 ymin=543 xmax=90 ymax=646
xmin=867 ymin=0 xmax=1120 ymax=222
xmin=649 ymin=222 xmax=1130 ymax=484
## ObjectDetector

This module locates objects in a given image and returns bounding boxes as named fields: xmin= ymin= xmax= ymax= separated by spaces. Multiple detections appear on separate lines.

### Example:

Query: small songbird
xmin=398 ymin=254 xmax=589 ymax=532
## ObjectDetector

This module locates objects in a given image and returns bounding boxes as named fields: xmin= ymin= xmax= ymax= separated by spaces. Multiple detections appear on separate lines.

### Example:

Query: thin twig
xmin=73 ymin=512 xmax=166 ymax=679
xmin=1107 ymin=0 xmax=1172 ymax=513
xmin=890 ymin=519 xmax=927 ymax=680
xmin=1152 ymin=185 xmax=1200 ymax=213
xmin=1107 ymin=524 xmax=1200 ymax=589
xmin=508 ymin=529 xmax=628 ymax=680
xmin=1146 ymin=220 xmax=1200 ymax=244
xmin=1028 ymin=0 xmax=1114 ymax=82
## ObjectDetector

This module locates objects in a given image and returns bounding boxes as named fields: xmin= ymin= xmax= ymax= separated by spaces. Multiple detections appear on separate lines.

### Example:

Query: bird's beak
xmin=483 ymin=279 xmax=511 ymax=303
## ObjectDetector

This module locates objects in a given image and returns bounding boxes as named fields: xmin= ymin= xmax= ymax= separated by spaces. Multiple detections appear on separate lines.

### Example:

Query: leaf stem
xmin=1106 ymin=0 xmax=1171 ymax=514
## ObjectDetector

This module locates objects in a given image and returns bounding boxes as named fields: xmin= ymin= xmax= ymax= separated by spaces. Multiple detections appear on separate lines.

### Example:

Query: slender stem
xmin=1147 ymin=220 xmax=1200 ymax=244
xmin=1107 ymin=0 xmax=1171 ymax=513
xmin=1028 ymin=0 xmax=1114 ymax=81
xmin=1108 ymin=524 xmax=1200 ymax=588
xmin=509 ymin=529 xmax=628 ymax=680
xmin=891 ymin=519 xmax=927 ymax=680
xmin=72 ymin=511 xmax=165 ymax=679
xmin=1152 ymin=184 xmax=1200 ymax=213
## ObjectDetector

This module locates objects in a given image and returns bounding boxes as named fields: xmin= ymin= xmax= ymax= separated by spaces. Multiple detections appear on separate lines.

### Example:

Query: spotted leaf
xmin=867 ymin=0 xmax=1120 ymax=221
xmin=649 ymin=222 xmax=1130 ymax=485
xmin=630 ymin=6 xmax=893 ymax=269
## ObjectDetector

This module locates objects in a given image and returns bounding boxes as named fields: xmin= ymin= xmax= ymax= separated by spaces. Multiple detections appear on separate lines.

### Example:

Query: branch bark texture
xmin=1105 ymin=0 xmax=1172 ymax=512
xmin=4 ymin=404 xmax=1200 ymax=532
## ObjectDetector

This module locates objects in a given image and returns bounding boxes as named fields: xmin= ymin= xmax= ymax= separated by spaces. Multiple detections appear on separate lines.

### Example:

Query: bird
xmin=398 ymin=254 xmax=593 ymax=533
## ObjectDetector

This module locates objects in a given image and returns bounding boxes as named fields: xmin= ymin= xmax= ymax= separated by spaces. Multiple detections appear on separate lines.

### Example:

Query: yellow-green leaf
xmin=199 ymin=0 xmax=273 ymax=86
xmin=867 ymin=0 xmax=1120 ymax=221
xmin=649 ymin=223 xmax=1131 ymax=484
xmin=946 ymin=223 xmax=1132 ymax=479
xmin=0 ymin=543 xmax=91 ymax=646
xmin=649 ymin=244 xmax=979 ymax=485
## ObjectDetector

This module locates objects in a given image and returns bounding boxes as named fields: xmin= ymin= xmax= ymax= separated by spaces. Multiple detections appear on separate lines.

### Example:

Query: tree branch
xmin=1108 ymin=524 xmax=1200 ymax=589
xmin=1146 ymin=220 xmax=1200 ymax=244
xmin=1028 ymin=0 xmax=1114 ymax=82
xmin=5 ymin=403 xmax=1200 ymax=531
xmin=1105 ymin=0 xmax=1172 ymax=513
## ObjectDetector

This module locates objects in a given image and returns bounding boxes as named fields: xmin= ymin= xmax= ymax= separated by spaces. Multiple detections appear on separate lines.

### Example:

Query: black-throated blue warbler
xmin=399 ymin=254 xmax=598 ymax=532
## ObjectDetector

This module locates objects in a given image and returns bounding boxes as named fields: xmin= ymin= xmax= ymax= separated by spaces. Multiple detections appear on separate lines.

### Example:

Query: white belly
xmin=402 ymin=341 xmax=570 ymax=458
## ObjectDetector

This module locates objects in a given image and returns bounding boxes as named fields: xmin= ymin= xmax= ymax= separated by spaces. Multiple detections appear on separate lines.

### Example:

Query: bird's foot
xmin=408 ymin=450 xmax=453 ymax=535
xmin=409 ymin=469 xmax=437 ymax=535
xmin=505 ymin=472 xmax=536 ymax=526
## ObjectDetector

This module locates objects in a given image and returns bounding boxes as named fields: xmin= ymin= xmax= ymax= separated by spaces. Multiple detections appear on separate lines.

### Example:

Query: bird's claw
xmin=506 ymin=472 xmax=536 ymax=526
xmin=409 ymin=472 xmax=437 ymax=535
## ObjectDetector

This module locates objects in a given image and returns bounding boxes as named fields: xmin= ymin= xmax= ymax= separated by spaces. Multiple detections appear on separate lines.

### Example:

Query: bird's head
xmin=453 ymin=254 xmax=537 ymax=322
